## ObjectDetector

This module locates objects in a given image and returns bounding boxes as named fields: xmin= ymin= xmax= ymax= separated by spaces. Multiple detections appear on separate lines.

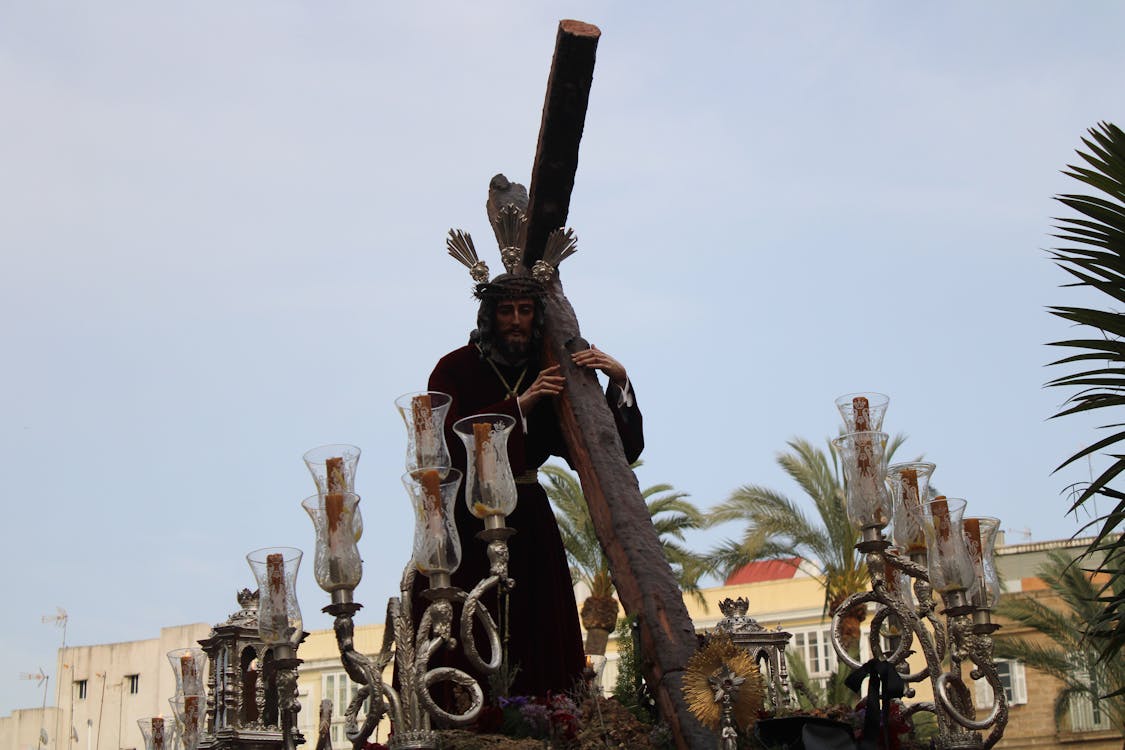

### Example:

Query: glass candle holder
xmin=881 ymin=546 xmax=913 ymax=609
xmin=919 ymin=498 xmax=975 ymax=595
xmin=302 ymin=444 xmax=361 ymax=493
xmin=302 ymin=492 xmax=363 ymax=594
xmin=835 ymin=392 xmax=889 ymax=433
xmin=246 ymin=547 xmax=304 ymax=647
xmin=169 ymin=696 xmax=203 ymax=750
xmin=166 ymin=648 xmax=206 ymax=697
xmin=452 ymin=413 xmax=518 ymax=526
xmin=302 ymin=444 xmax=363 ymax=541
xmin=395 ymin=391 xmax=452 ymax=472
xmin=833 ymin=431 xmax=891 ymax=532
xmin=402 ymin=468 xmax=462 ymax=584
xmin=964 ymin=516 xmax=1002 ymax=609
xmin=138 ymin=718 xmax=169 ymax=750
xmin=886 ymin=462 xmax=937 ymax=556
xmin=166 ymin=701 xmax=184 ymax=750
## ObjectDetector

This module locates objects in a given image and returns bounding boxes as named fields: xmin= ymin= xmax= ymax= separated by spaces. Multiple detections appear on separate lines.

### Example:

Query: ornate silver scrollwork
xmin=829 ymin=545 xmax=1008 ymax=749
xmin=828 ymin=541 xmax=1012 ymax=746
xmin=326 ymin=532 xmax=514 ymax=750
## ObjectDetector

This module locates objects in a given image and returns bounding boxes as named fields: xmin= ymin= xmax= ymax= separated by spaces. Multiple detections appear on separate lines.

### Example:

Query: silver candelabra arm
xmin=458 ymin=576 xmax=504 ymax=673
xmin=883 ymin=550 xmax=950 ymax=683
xmin=831 ymin=589 xmax=887 ymax=671
xmin=324 ymin=600 xmax=399 ymax=750
xmin=412 ymin=595 xmax=486 ymax=727
xmin=866 ymin=605 xmax=916 ymax=691
xmin=317 ymin=488 xmax=519 ymax=750
xmin=272 ymin=650 xmax=302 ymax=750
xmin=408 ymin=529 xmax=515 ymax=728
xmin=934 ymin=628 xmax=1008 ymax=747
xmin=897 ymin=554 xmax=948 ymax=665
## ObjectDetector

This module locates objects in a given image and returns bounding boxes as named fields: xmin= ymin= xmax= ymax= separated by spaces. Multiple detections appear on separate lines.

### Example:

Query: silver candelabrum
xmin=246 ymin=547 xmax=306 ymax=750
xmin=830 ymin=393 xmax=1007 ymax=750
xmin=303 ymin=399 xmax=521 ymax=750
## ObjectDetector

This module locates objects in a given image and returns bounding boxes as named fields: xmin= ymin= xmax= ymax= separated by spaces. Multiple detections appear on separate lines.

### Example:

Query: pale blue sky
xmin=3 ymin=1 xmax=1125 ymax=715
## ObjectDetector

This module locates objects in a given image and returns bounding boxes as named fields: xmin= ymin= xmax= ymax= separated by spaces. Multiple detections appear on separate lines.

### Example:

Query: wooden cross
xmin=522 ymin=21 xmax=712 ymax=749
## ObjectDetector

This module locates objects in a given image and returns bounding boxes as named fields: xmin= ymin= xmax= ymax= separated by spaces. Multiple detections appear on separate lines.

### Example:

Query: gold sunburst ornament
xmin=683 ymin=634 xmax=765 ymax=732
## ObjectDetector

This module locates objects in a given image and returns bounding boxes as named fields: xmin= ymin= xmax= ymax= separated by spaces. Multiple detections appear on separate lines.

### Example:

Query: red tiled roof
xmin=724 ymin=557 xmax=802 ymax=585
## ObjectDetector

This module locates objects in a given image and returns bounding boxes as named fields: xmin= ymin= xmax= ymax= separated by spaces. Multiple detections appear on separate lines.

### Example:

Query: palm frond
xmin=543 ymin=462 xmax=707 ymax=602
xmin=1046 ymin=122 xmax=1125 ymax=675
xmin=703 ymin=435 xmax=875 ymax=630
xmin=994 ymin=551 xmax=1125 ymax=733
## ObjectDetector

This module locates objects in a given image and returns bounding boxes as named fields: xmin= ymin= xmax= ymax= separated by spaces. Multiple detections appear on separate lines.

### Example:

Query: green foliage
xmin=611 ymin=616 xmax=657 ymax=723
xmin=542 ymin=461 xmax=708 ymax=603
xmin=705 ymin=436 xmax=905 ymax=649
xmin=783 ymin=652 xmax=854 ymax=711
xmin=994 ymin=551 xmax=1125 ymax=732
xmin=1046 ymin=121 xmax=1125 ymax=677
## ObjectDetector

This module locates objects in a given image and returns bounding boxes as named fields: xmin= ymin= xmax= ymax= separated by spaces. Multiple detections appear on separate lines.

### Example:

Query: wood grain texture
xmin=523 ymin=21 xmax=600 ymax=266
xmin=544 ymin=284 xmax=714 ymax=749
xmin=524 ymin=21 xmax=714 ymax=747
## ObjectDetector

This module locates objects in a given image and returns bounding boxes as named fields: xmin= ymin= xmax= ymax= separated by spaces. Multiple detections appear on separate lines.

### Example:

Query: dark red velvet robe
xmin=421 ymin=342 xmax=643 ymax=699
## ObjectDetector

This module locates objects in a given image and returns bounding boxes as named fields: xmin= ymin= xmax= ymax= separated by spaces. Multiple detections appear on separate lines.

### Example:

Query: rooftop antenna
xmin=42 ymin=608 xmax=68 ymax=750
xmin=20 ymin=668 xmax=50 ymax=750
xmin=41 ymin=608 xmax=68 ymax=647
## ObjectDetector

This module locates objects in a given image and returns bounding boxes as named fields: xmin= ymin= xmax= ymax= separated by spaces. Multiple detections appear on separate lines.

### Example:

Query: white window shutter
xmin=1011 ymin=661 xmax=1027 ymax=705
xmin=975 ymin=672 xmax=993 ymax=708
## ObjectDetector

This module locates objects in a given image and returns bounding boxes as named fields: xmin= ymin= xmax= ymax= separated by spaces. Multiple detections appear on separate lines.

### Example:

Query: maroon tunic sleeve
xmin=427 ymin=345 xmax=530 ymax=475
xmin=607 ymin=380 xmax=644 ymax=464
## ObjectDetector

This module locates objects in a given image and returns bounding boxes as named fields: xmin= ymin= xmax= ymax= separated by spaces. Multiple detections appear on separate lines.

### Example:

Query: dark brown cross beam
xmin=523 ymin=21 xmax=713 ymax=749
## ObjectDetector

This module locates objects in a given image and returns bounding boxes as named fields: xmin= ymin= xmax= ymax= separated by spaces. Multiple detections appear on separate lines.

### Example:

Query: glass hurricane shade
xmin=165 ymin=702 xmax=184 ymax=750
xmin=302 ymin=492 xmax=363 ymax=593
xmin=835 ymin=392 xmax=889 ymax=433
xmin=881 ymin=546 xmax=913 ymax=608
xmin=833 ymin=431 xmax=892 ymax=531
xmin=402 ymin=468 xmax=463 ymax=578
xmin=246 ymin=547 xmax=304 ymax=647
xmin=886 ymin=462 xmax=937 ymax=555
xmin=452 ymin=413 xmax=518 ymax=520
xmin=302 ymin=444 xmax=363 ymax=541
xmin=138 ymin=718 xmax=170 ymax=750
xmin=166 ymin=648 xmax=206 ymax=697
xmin=169 ymin=696 xmax=203 ymax=750
xmin=395 ymin=391 xmax=453 ymax=472
xmin=919 ymin=498 xmax=975 ymax=594
xmin=964 ymin=516 xmax=1002 ymax=609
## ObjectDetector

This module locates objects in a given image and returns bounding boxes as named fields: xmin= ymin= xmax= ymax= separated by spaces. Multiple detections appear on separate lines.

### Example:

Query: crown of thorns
xmin=446 ymin=203 xmax=577 ymax=299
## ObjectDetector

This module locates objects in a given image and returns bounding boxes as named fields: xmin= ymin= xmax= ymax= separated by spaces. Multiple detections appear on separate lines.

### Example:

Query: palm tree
xmin=706 ymin=436 xmax=904 ymax=655
xmin=1046 ymin=121 xmax=1125 ymax=678
xmin=541 ymin=461 xmax=707 ymax=652
xmin=994 ymin=551 xmax=1125 ymax=735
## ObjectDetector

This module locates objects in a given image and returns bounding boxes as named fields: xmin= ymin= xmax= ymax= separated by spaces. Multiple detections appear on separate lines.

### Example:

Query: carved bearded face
xmin=494 ymin=297 xmax=535 ymax=359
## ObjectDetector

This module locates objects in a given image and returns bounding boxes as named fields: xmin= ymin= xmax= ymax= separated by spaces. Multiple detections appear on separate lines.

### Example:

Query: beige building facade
xmin=1 ymin=624 xmax=212 ymax=750
xmin=4 ymin=537 xmax=1119 ymax=750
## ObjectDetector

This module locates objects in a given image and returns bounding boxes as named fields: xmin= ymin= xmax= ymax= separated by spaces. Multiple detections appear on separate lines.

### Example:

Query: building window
xmin=1065 ymin=656 xmax=1113 ymax=733
xmin=790 ymin=627 xmax=838 ymax=681
xmin=75 ymin=680 xmax=87 ymax=700
xmin=323 ymin=673 xmax=359 ymax=743
xmin=974 ymin=659 xmax=1027 ymax=707
xmin=126 ymin=675 xmax=140 ymax=694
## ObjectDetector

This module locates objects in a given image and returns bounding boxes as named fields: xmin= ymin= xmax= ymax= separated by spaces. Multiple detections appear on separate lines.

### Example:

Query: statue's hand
xmin=517 ymin=364 xmax=564 ymax=413
xmin=572 ymin=345 xmax=627 ymax=388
